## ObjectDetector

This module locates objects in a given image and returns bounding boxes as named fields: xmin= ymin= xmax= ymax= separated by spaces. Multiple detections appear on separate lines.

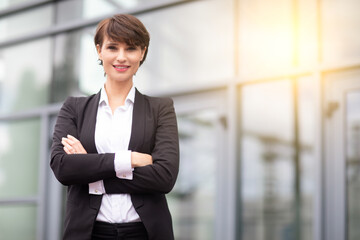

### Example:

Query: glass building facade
xmin=0 ymin=0 xmax=359 ymax=240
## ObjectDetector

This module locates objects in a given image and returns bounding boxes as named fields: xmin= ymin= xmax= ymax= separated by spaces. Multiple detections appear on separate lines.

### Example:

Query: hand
xmin=131 ymin=152 xmax=153 ymax=168
xmin=61 ymin=135 xmax=87 ymax=154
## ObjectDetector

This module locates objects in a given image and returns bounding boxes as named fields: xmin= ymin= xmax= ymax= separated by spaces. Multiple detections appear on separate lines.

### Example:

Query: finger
xmin=67 ymin=135 xmax=79 ymax=143
xmin=63 ymin=146 xmax=72 ymax=154
xmin=63 ymin=137 xmax=76 ymax=146
xmin=63 ymin=141 xmax=76 ymax=153
xmin=67 ymin=135 xmax=87 ymax=154
xmin=61 ymin=138 xmax=72 ymax=148
xmin=62 ymin=138 xmax=74 ymax=148
xmin=61 ymin=138 xmax=70 ymax=146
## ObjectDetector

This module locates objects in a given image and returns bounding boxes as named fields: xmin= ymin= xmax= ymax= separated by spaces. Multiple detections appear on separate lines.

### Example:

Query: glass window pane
xmin=298 ymin=76 xmax=316 ymax=240
xmin=0 ymin=5 xmax=53 ymax=41
xmin=78 ymin=27 xmax=105 ymax=94
xmin=298 ymin=0 xmax=317 ymax=68
xmin=0 ymin=38 xmax=52 ymax=114
xmin=322 ymin=0 xmax=360 ymax=63
xmin=238 ymin=0 xmax=294 ymax=78
xmin=136 ymin=0 xmax=234 ymax=92
xmin=0 ymin=118 xmax=40 ymax=198
xmin=0 ymin=0 xmax=33 ymax=10
xmin=241 ymin=80 xmax=296 ymax=240
xmin=53 ymin=28 xmax=104 ymax=100
xmin=0 ymin=205 xmax=37 ymax=240
xmin=168 ymin=109 xmax=218 ymax=240
xmin=55 ymin=0 xmax=166 ymax=24
xmin=52 ymin=30 xmax=83 ymax=102
xmin=346 ymin=90 xmax=360 ymax=240
xmin=57 ymin=0 xmax=234 ymax=95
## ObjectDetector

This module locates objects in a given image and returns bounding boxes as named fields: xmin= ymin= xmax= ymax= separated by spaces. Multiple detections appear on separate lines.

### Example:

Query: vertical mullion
xmin=293 ymin=78 xmax=302 ymax=240
xmin=36 ymin=113 xmax=49 ymax=240
xmin=233 ymin=0 xmax=242 ymax=239
xmin=45 ymin=2 xmax=63 ymax=239
xmin=315 ymin=1 xmax=324 ymax=240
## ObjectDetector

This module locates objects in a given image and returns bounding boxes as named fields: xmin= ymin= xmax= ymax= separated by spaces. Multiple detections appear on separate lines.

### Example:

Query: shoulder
xmin=63 ymin=92 xmax=99 ymax=107
xmin=60 ymin=92 xmax=99 ymax=116
xmin=141 ymin=94 xmax=176 ymax=120
xmin=144 ymin=95 xmax=173 ymax=106
xmin=135 ymin=88 xmax=173 ymax=107
xmin=140 ymin=94 xmax=174 ymax=115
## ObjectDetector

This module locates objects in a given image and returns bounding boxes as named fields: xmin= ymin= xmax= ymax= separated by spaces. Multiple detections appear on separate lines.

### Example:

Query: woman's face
xmin=97 ymin=36 xmax=146 ymax=83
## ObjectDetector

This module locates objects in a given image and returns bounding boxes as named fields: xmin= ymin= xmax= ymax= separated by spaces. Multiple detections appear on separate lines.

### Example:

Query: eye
xmin=107 ymin=45 xmax=117 ymax=50
xmin=127 ymin=46 xmax=137 ymax=51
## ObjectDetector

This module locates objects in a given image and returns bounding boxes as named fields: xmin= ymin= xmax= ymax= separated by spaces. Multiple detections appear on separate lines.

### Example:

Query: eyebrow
xmin=105 ymin=42 xmax=118 ymax=45
xmin=105 ymin=41 xmax=137 ymax=47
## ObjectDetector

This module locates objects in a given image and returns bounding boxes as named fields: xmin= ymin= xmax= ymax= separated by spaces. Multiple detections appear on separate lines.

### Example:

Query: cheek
xmin=130 ymin=54 xmax=143 ymax=64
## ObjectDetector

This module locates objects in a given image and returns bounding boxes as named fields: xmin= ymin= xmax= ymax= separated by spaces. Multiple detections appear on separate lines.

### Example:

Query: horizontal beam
xmin=0 ymin=196 xmax=38 ymax=205
xmin=0 ymin=103 xmax=61 ymax=121
xmin=0 ymin=0 xmax=53 ymax=18
xmin=0 ymin=0 xmax=196 ymax=49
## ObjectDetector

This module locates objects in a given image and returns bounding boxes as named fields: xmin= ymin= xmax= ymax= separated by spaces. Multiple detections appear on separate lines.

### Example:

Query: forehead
xmin=102 ymin=35 xmax=136 ymax=46
xmin=103 ymin=36 xmax=122 ymax=45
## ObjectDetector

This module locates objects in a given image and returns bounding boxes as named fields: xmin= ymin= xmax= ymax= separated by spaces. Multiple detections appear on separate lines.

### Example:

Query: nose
xmin=116 ymin=48 xmax=126 ymax=62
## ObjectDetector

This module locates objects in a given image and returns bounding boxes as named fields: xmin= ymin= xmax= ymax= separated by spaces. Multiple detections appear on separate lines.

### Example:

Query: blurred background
xmin=0 ymin=0 xmax=360 ymax=239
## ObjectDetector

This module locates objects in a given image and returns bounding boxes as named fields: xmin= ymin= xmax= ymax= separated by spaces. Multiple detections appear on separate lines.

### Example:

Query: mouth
xmin=113 ymin=65 xmax=130 ymax=72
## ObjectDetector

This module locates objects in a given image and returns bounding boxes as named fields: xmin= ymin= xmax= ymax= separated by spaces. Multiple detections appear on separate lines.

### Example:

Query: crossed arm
xmin=61 ymin=135 xmax=152 ymax=168
xmin=50 ymin=96 xmax=179 ymax=194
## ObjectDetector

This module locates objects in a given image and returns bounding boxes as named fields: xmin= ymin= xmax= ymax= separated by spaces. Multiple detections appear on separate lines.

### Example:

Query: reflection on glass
xmin=297 ymin=77 xmax=316 ymax=240
xmin=55 ymin=0 xmax=161 ymax=24
xmin=0 ymin=38 xmax=52 ymax=114
xmin=0 ymin=5 xmax=52 ymax=41
xmin=346 ymin=91 xmax=360 ymax=240
xmin=322 ymin=0 xmax=360 ymax=63
xmin=136 ymin=0 xmax=233 ymax=92
xmin=297 ymin=0 xmax=317 ymax=68
xmin=0 ymin=205 xmax=37 ymax=240
xmin=238 ymin=0 xmax=294 ymax=77
xmin=53 ymin=27 xmax=105 ymax=100
xmin=55 ymin=0 xmax=234 ymax=95
xmin=0 ymin=0 xmax=31 ymax=10
xmin=0 ymin=118 xmax=40 ymax=198
xmin=168 ymin=109 xmax=218 ymax=240
xmin=241 ymin=80 xmax=301 ymax=240
xmin=53 ymin=31 xmax=81 ymax=102
xmin=241 ymin=79 xmax=315 ymax=240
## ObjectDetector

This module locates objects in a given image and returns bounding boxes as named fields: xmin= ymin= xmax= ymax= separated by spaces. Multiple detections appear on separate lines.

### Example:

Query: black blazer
xmin=50 ymin=89 xmax=179 ymax=240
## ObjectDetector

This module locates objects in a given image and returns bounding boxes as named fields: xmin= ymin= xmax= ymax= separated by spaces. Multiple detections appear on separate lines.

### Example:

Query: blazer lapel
xmin=80 ymin=89 xmax=145 ymax=154
xmin=80 ymin=91 xmax=100 ymax=154
xmin=128 ymin=89 xmax=146 ymax=209
xmin=128 ymin=88 xmax=146 ymax=152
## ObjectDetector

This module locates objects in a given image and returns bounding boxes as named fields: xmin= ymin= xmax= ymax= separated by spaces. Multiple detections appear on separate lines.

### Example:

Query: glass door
xmin=345 ymin=90 xmax=360 ymax=240
xmin=324 ymin=71 xmax=360 ymax=240
xmin=168 ymin=90 xmax=231 ymax=240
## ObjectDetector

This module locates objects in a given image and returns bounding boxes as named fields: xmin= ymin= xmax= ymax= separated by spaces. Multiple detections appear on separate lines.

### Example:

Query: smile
xmin=113 ymin=65 xmax=130 ymax=72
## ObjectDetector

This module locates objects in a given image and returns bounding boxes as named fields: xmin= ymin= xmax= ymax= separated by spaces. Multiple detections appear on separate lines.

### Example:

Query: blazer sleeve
xmin=50 ymin=97 xmax=116 ymax=185
xmin=103 ymin=98 xmax=179 ymax=194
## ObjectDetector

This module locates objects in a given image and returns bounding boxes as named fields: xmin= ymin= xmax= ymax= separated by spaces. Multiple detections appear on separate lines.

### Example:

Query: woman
xmin=50 ymin=14 xmax=179 ymax=240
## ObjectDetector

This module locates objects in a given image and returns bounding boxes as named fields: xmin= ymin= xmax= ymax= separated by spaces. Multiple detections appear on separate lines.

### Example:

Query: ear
xmin=96 ymin=44 xmax=102 ymax=60
xmin=140 ymin=46 xmax=147 ymax=60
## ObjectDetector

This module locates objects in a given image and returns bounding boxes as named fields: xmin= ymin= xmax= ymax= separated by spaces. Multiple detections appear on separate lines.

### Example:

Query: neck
xmin=104 ymin=79 xmax=133 ymax=108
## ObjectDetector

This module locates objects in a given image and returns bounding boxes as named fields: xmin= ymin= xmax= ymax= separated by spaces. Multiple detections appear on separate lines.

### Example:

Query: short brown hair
xmin=94 ymin=14 xmax=150 ymax=66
